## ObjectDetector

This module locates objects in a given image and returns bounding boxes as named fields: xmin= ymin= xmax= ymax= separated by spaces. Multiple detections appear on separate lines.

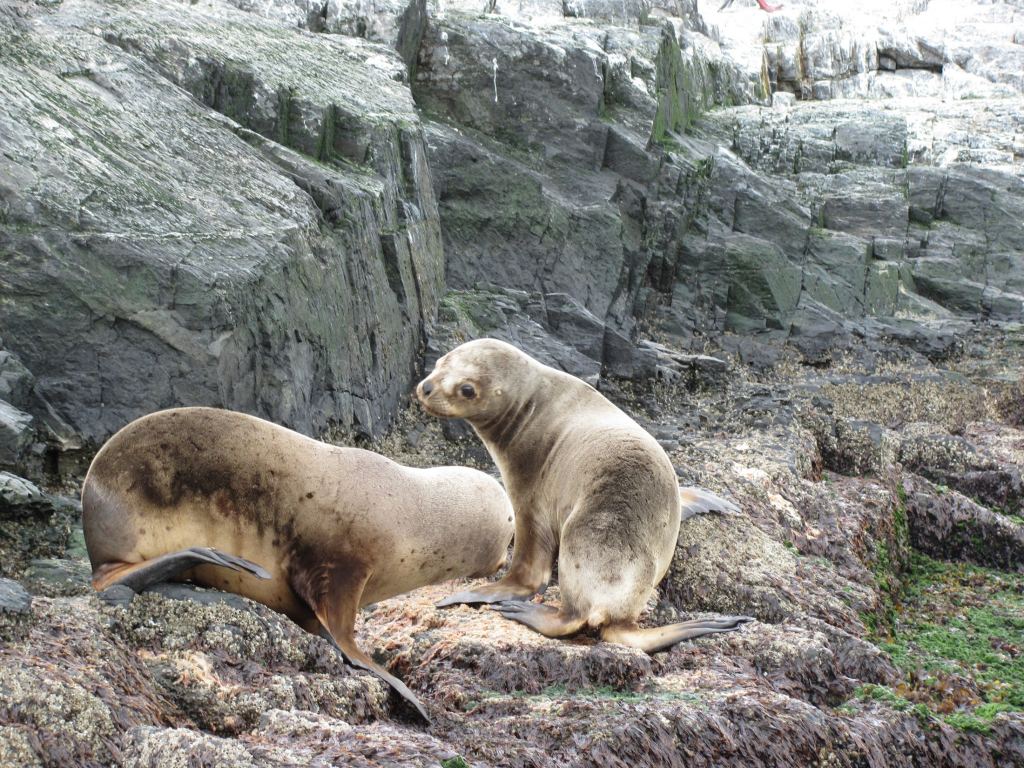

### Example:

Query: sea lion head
xmin=416 ymin=338 xmax=527 ymax=423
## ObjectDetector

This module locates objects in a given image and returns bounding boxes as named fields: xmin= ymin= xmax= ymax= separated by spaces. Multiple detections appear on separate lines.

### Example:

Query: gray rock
xmin=937 ymin=167 xmax=1024 ymax=250
xmin=416 ymin=13 xmax=767 ymax=346
xmin=602 ymin=326 xmax=657 ymax=380
xmin=820 ymin=193 xmax=908 ymax=241
xmin=718 ymin=233 xmax=802 ymax=333
xmin=220 ymin=0 xmax=430 ymax=79
xmin=752 ymin=0 xmax=1024 ymax=101
xmin=1 ymin=0 xmax=443 ymax=443
xmin=435 ymin=288 xmax=603 ymax=380
xmin=326 ymin=0 xmax=428 ymax=78
xmin=0 ymin=351 xmax=34 ymax=408
xmin=423 ymin=122 xmax=632 ymax=325
xmin=562 ymin=0 xmax=650 ymax=23
xmin=97 ymin=584 xmax=137 ymax=609
xmin=0 ymin=472 xmax=47 ymax=517
xmin=603 ymin=125 xmax=662 ymax=184
xmin=0 ymin=576 xmax=33 ymax=643
xmin=221 ymin=0 xmax=327 ymax=29
xmin=144 ymin=582 xmax=269 ymax=612
xmin=875 ymin=27 xmax=944 ymax=71
xmin=802 ymin=230 xmax=871 ymax=318
xmin=0 ymin=472 xmax=79 ymax=577
xmin=638 ymin=340 xmax=730 ymax=388
xmin=693 ymin=89 xmax=1024 ymax=337
xmin=22 ymin=557 xmax=92 ymax=597
xmin=542 ymin=293 xmax=606 ymax=362
xmin=868 ymin=318 xmax=965 ymax=361
xmin=708 ymin=152 xmax=810 ymax=261
xmin=787 ymin=301 xmax=853 ymax=364
xmin=0 ymin=400 xmax=34 ymax=471
xmin=0 ymin=577 xmax=32 ymax=615
xmin=415 ymin=15 xmax=610 ymax=170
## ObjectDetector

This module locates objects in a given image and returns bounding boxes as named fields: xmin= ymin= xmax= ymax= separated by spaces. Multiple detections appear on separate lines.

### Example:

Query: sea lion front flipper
xmin=91 ymin=547 xmax=272 ymax=592
xmin=303 ymin=567 xmax=430 ymax=724
xmin=436 ymin=579 xmax=539 ymax=607
xmin=494 ymin=600 xmax=586 ymax=638
xmin=602 ymin=616 xmax=754 ymax=654
xmin=321 ymin=629 xmax=430 ymax=724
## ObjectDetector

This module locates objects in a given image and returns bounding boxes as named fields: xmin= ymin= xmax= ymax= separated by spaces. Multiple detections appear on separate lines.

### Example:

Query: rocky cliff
xmin=1 ymin=0 xmax=443 ymax=452
xmin=1 ymin=0 xmax=1023 ymax=765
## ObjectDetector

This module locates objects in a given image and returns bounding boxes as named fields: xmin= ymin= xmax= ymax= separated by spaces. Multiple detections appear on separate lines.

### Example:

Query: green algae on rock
xmin=872 ymin=553 xmax=1024 ymax=734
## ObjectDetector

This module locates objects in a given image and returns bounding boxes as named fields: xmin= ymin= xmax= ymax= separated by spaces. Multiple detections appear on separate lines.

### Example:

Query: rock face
xmin=413 ymin=5 xmax=767 ymax=352
xmin=407 ymin=0 xmax=1023 ymax=380
xmin=4 ymin=0 xmax=1020 ymax=449
xmin=0 ymin=0 xmax=443 ymax=443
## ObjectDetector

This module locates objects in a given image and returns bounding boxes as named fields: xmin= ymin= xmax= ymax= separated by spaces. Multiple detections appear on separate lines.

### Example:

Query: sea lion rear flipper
xmin=92 ymin=547 xmax=272 ymax=592
xmin=602 ymin=616 xmax=754 ymax=654
xmin=494 ymin=600 xmax=586 ymax=638
xmin=679 ymin=487 xmax=742 ymax=522
xmin=300 ymin=566 xmax=431 ymax=724
xmin=438 ymin=546 xmax=553 ymax=607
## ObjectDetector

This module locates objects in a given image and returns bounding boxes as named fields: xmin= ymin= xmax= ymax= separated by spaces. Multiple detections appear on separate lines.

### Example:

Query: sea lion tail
xmin=678 ymin=487 xmax=740 ymax=521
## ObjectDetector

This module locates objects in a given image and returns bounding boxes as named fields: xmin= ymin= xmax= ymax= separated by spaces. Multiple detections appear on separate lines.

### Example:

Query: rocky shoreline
xmin=2 ymin=0 xmax=1023 ymax=764
xmin=2 ymin=325 xmax=1022 ymax=766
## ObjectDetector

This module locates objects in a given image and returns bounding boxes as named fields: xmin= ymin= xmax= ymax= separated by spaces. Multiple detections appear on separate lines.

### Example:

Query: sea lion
xmin=416 ymin=339 xmax=750 ymax=653
xmin=81 ymin=406 xmax=515 ymax=722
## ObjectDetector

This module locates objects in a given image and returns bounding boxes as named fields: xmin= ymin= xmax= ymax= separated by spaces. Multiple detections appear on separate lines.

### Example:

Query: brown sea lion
xmin=416 ymin=339 xmax=750 ymax=653
xmin=81 ymin=406 xmax=515 ymax=722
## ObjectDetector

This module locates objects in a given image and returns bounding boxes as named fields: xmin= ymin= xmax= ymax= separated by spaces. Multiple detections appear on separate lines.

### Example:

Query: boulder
xmin=0 ymin=400 xmax=33 ymax=471
xmin=0 ymin=472 xmax=79 ymax=577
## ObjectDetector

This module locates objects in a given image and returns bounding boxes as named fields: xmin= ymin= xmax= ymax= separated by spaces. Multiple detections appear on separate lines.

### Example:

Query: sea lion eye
xmin=460 ymin=383 xmax=476 ymax=399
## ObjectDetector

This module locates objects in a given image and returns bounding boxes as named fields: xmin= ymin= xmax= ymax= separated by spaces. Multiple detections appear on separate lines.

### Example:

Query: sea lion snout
xmin=415 ymin=374 xmax=451 ymax=419
xmin=415 ymin=376 xmax=440 ymax=410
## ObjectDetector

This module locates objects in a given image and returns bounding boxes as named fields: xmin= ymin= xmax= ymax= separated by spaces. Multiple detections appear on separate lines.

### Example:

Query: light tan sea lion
xmin=416 ymin=338 xmax=749 ymax=653
xmin=81 ymin=406 xmax=515 ymax=722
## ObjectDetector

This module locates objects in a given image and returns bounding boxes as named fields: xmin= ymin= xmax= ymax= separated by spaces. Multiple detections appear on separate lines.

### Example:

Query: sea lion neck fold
xmin=473 ymin=385 xmax=546 ymax=450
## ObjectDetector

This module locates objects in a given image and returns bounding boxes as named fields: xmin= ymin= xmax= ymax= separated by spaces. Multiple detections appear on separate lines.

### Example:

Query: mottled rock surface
xmin=0 ymin=0 xmax=443 ymax=443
